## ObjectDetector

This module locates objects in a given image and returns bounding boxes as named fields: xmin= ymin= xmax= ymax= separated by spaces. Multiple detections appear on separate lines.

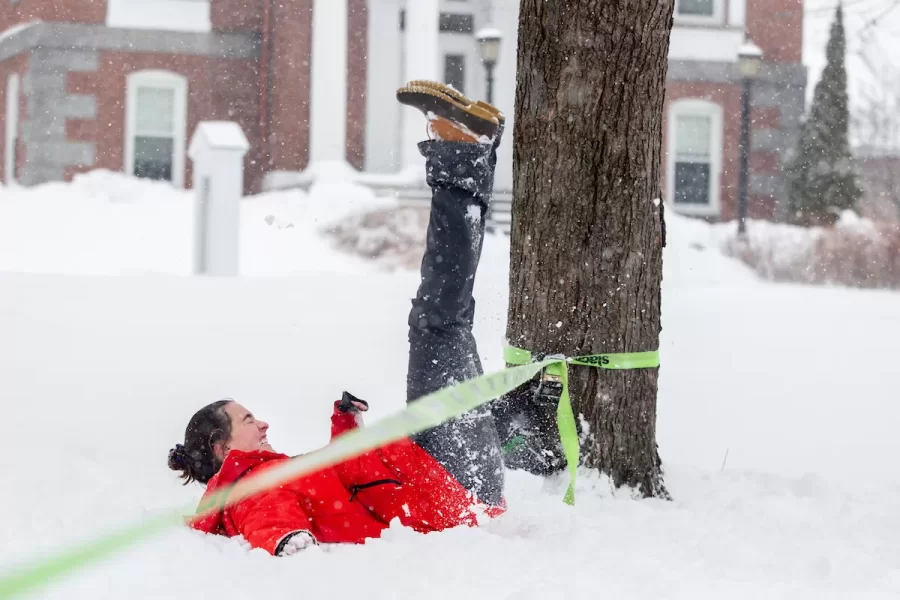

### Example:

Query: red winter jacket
xmin=190 ymin=402 xmax=505 ymax=554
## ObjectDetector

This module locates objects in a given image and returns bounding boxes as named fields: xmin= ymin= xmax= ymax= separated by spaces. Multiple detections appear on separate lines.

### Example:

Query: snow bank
xmin=0 ymin=171 xmax=392 ymax=276
xmin=1 ymin=173 xmax=899 ymax=599
xmin=0 ymin=170 xmax=761 ymax=287
xmin=324 ymin=204 xmax=431 ymax=271
xmin=714 ymin=213 xmax=900 ymax=289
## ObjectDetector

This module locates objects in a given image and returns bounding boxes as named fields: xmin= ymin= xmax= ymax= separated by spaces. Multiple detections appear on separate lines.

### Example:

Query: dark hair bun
xmin=171 ymin=400 xmax=232 ymax=486
xmin=168 ymin=444 xmax=188 ymax=472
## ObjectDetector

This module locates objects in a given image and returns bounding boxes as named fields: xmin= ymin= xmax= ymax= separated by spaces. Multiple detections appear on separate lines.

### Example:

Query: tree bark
xmin=507 ymin=0 xmax=674 ymax=497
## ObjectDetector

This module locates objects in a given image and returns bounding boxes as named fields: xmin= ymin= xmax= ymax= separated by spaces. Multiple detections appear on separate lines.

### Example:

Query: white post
xmin=188 ymin=121 xmax=250 ymax=276
xmin=401 ymin=0 xmax=441 ymax=177
xmin=309 ymin=0 xmax=350 ymax=172
xmin=365 ymin=0 xmax=403 ymax=174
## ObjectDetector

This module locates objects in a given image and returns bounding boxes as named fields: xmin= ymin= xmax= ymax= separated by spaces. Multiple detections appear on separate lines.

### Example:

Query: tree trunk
xmin=507 ymin=0 xmax=674 ymax=497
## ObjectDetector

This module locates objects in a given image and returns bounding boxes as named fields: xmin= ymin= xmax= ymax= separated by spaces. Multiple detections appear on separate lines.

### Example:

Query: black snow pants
xmin=406 ymin=139 xmax=504 ymax=507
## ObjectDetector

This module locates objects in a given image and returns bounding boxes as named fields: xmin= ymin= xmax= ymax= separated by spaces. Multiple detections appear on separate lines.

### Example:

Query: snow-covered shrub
xmin=323 ymin=205 xmax=429 ymax=270
xmin=719 ymin=212 xmax=900 ymax=289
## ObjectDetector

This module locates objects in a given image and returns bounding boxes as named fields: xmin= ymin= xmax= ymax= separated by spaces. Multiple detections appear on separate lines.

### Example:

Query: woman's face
xmin=222 ymin=402 xmax=273 ymax=455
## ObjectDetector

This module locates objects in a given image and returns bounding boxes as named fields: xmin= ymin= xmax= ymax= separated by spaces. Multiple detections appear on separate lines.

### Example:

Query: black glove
xmin=338 ymin=391 xmax=369 ymax=413
xmin=275 ymin=531 xmax=317 ymax=557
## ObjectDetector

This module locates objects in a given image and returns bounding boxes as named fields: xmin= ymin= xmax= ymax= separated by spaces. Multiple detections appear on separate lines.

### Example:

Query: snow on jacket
xmin=189 ymin=401 xmax=505 ymax=554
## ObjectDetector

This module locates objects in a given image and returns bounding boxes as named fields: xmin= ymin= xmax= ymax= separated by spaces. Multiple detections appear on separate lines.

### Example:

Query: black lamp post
xmin=476 ymin=27 xmax=503 ymax=104
xmin=737 ymin=39 xmax=763 ymax=236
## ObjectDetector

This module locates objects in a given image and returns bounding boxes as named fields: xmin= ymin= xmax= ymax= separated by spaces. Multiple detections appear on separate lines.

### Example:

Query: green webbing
xmin=503 ymin=346 xmax=661 ymax=506
xmin=0 ymin=347 xmax=659 ymax=599
xmin=0 ymin=360 xmax=551 ymax=599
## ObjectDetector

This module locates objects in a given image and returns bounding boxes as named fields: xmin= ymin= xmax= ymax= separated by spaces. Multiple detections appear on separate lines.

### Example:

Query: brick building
xmin=0 ymin=0 xmax=805 ymax=223
xmin=488 ymin=0 xmax=806 ymax=222
xmin=0 ymin=0 xmax=495 ymax=193
xmin=662 ymin=0 xmax=806 ymax=221
xmin=0 ymin=0 xmax=364 ymax=192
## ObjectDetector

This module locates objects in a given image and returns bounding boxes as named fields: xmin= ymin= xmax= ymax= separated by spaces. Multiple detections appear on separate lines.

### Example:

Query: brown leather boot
xmin=397 ymin=82 xmax=500 ymax=143
xmin=406 ymin=80 xmax=505 ymax=126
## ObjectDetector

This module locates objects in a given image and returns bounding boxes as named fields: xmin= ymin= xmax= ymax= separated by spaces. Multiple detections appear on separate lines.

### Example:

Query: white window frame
xmin=5 ymin=73 xmax=19 ymax=184
xmin=674 ymin=0 xmax=725 ymax=26
xmin=107 ymin=0 xmax=212 ymax=33
xmin=124 ymin=70 xmax=188 ymax=188
xmin=667 ymin=98 xmax=723 ymax=217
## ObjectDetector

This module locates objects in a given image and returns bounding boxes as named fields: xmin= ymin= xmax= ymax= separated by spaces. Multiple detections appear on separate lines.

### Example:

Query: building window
xmin=667 ymin=99 xmax=722 ymax=216
xmin=677 ymin=0 xmax=713 ymax=16
xmin=400 ymin=11 xmax=474 ymax=34
xmin=674 ymin=115 xmax=712 ymax=205
xmin=439 ymin=13 xmax=474 ymax=34
xmin=5 ymin=73 xmax=19 ymax=184
xmin=107 ymin=0 xmax=212 ymax=33
xmin=444 ymin=54 xmax=466 ymax=94
xmin=125 ymin=70 xmax=187 ymax=187
xmin=675 ymin=0 xmax=723 ymax=24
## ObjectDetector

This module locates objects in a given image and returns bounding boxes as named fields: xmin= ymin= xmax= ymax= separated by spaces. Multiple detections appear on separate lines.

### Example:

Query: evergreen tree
xmin=786 ymin=3 xmax=862 ymax=226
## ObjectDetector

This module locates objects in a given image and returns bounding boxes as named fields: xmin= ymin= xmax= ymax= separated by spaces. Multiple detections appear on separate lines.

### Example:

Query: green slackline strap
xmin=0 ymin=347 xmax=660 ymax=599
xmin=503 ymin=346 xmax=661 ymax=506
xmin=0 ymin=360 xmax=552 ymax=600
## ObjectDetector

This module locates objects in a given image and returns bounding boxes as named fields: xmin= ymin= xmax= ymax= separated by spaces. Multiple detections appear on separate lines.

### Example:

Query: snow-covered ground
xmin=1 ymin=174 xmax=898 ymax=599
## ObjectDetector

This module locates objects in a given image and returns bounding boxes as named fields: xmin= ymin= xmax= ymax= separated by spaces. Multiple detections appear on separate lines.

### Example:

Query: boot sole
xmin=397 ymin=86 xmax=499 ymax=139
xmin=407 ymin=80 xmax=472 ymax=105
xmin=407 ymin=80 xmax=506 ymax=124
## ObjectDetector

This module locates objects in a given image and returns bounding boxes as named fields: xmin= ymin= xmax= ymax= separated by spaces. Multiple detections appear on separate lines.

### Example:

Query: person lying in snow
xmin=167 ymin=81 xmax=556 ymax=557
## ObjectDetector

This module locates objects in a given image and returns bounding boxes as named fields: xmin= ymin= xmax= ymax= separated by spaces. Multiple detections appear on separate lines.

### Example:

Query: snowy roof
xmin=475 ymin=27 xmax=503 ymax=41
xmin=738 ymin=39 xmax=763 ymax=59
xmin=188 ymin=122 xmax=250 ymax=156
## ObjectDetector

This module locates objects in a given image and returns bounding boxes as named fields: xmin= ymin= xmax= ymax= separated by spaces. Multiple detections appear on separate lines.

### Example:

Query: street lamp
xmin=737 ymin=39 xmax=763 ymax=236
xmin=475 ymin=27 xmax=503 ymax=105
